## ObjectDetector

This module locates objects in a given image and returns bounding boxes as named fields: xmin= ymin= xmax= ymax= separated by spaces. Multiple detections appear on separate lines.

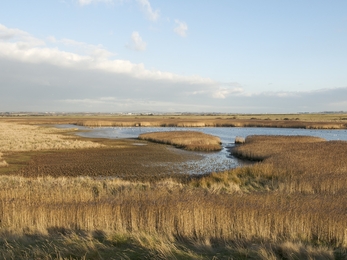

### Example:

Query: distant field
xmin=1 ymin=113 xmax=347 ymax=129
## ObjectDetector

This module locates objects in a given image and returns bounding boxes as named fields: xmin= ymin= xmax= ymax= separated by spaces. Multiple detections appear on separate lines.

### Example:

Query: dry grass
xmin=235 ymin=136 xmax=245 ymax=144
xmin=2 ymin=113 xmax=347 ymax=129
xmin=0 ymin=161 xmax=8 ymax=167
xmin=1 ymin=120 xmax=347 ymax=258
xmin=0 ymin=174 xmax=347 ymax=258
xmin=138 ymin=131 xmax=222 ymax=151
xmin=0 ymin=230 xmax=341 ymax=259
xmin=231 ymin=135 xmax=347 ymax=194
xmin=0 ymin=122 xmax=103 ymax=152
xmin=0 ymin=122 xmax=105 ymax=173
xmin=232 ymin=135 xmax=326 ymax=160
xmin=0 ymin=152 xmax=8 ymax=168
xmin=76 ymin=118 xmax=347 ymax=129
xmin=0 ymin=176 xmax=342 ymax=241
xmin=1 ymin=137 xmax=200 ymax=182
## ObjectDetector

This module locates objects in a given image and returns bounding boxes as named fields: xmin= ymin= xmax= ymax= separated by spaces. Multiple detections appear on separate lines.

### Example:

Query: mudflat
xmin=0 ymin=122 xmax=200 ymax=181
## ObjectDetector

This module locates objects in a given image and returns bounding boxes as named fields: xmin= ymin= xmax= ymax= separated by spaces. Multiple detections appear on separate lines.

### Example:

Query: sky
xmin=0 ymin=0 xmax=347 ymax=113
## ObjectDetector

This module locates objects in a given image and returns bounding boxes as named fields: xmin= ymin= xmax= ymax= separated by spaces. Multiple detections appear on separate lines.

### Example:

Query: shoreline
xmin=1 ymin=114 xmax=347 ymax=129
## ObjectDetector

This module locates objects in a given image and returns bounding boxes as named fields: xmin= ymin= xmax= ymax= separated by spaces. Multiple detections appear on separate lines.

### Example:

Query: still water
xmin=58 ymin=125 xmax=347 ymax=175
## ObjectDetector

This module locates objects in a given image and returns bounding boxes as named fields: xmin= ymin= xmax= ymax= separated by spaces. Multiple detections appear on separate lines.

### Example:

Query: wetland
xmin=1 ymin=115 xmax=347 ymax=259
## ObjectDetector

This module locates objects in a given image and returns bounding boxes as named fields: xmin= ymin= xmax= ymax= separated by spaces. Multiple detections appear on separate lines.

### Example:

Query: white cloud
xmin=189 ymin=86 xmax=244 ymax=99
xmin=258 ymin=91 xmax=299 ymax=98
xmin=7 ymin=23 xmax=346 ymax=113
xmin=77 ymin=0 xmax=160 ymax=22
xmin=0 ymin=24 xmax=25 ymax=40
xmin=212 ymin=87 xmax=244 ymax=99
xmin=60 ymin=97 xmax=221 ymax=112
xmin=174 ymin=19 xmax=188 ymax=37
xmin=48 ymin=37 xmax=115 ymax=60
xmin=78 ymin=0 xmax=113 ymax=6
xmin=126 ymin=31 xmax=147 ymax=51
xmin=0 ymin=24 xmax=45 ymax=47
xmin=0 ymin=24 xmax=214 ymax=85
xmin=136 ymin=0 xmax=160 ymax=21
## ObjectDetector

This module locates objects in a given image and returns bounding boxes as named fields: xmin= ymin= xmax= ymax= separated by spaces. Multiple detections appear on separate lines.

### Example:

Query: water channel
xmin=57 ymin=125 xmax=347 ymax=175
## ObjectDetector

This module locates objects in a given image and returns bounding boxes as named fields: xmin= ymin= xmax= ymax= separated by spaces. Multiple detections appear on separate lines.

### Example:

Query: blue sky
xmin=0 ymin=0 xmax=346 ymax=113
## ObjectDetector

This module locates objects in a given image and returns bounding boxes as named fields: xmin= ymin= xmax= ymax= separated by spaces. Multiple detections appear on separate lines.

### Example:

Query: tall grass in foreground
xmin=0 ymin=230 xmax=340 ymax=259
xmin=1 ymin=175 xmax=347 ymax=247
xmin=2 ymin=134 xmax=347 ymax=258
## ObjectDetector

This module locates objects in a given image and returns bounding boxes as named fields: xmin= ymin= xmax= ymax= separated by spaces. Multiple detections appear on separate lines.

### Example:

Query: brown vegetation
xmin=1 ymin=120 xmax=347 ymax=258
xmin=138 ymin=131 xmax=222 ymax=151
xmin=0 ymin=152 xmax=8 ymax=168
xmin=7 ymin=140 xmax=199 ymax=182
xmin=0 ymin=122 xmax=205 ymax=180
xmin=0 ymin=122 xmax=103 ymax=152
xmin=235 ymin=136 xmax=245 ymax=144
xmin=231 ymin=135 xmax=347 ymax=194
xmin=75 ymin=118 xmax=347 ymax=129
xmin=0 ymin=172 xmax=346 ymax=258
xmin=2 ymin=113 xmax=347 ymax=129
xmin=232 ymin=135 xmax=326 ymax=161
xmin=0 ymin=230 xmax=338 ymax=259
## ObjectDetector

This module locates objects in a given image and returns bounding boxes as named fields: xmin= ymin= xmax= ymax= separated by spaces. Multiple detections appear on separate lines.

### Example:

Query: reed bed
xmin=0 ymin=122 xmax=103 ymax=152
xmin=235 ymin=136 xmax=245 ymax=144
xmin=2 ymin=113 xmax=347 ymax=129
xmin=232 ymin=135 xmax=326 ymax=160
xmin=76 ymin=118 xmax=347 ymax=129
xmin=0 ymin=175 xmax=347 ymax=259
xmin=231 ymin=135 xmax=347 ymax=194
xmin=0 ymin=152 xmax=8 ymax=168
xmin=138 ymin=131 xmax=222 ymax=151
xmin=1 ymin=176 xmax=347 ymax=245
xmin=0 ymin=230 xmax=339 ymax=259
xmin=1 ymin=121 xmax=347 ymax=258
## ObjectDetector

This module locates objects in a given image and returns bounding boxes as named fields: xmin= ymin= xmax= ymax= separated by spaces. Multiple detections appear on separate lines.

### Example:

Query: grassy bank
xmin=231 ymin=135 xmax=347 ymax=194
xmin=138 ymin=131 xmax=222 ymax=151
xmin=75 ymin=117 xmax=347 ymax=129
xmin=1 ymin=121 xmax=347 ymax=258
xmin=2 ymin=113 xmax=347 ymax=129
xmin=0 ymin=122 xmax=103 ymax=152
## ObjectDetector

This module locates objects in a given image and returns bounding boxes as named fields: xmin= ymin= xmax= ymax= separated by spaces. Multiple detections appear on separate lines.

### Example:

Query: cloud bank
xmin=0 ymin=24 xmax=346 ymax=113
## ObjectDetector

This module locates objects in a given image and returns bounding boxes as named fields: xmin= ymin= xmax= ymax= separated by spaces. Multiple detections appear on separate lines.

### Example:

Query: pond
xmin=56 ymin=125 xmax=347 ymax=175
